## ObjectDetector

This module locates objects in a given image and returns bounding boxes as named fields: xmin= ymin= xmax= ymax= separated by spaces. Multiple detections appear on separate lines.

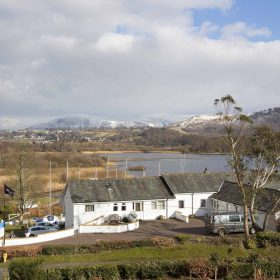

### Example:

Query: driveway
xmin=42 ymin=218 xmax=205 ymax=246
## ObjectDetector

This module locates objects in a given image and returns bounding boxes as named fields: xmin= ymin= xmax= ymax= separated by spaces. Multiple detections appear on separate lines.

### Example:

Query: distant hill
xmin=29 ymin=115 xmax=172 ymax=130
xmin=171 ymin=107 xmax=280 ymax=134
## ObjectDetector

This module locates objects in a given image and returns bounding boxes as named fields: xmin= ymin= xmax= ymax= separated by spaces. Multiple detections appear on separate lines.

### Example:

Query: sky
xmin=0 ymin=0 xmax=280 ymax=129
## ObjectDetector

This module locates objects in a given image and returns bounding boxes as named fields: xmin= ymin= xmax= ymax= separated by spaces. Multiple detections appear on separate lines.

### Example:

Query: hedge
xmin=255 ymin=231 xmax=280 ymax=248
xmin=8 ymin=258 xmax=280 ymax=280
xmin=41 ymin=237 xmax=175 ymax=256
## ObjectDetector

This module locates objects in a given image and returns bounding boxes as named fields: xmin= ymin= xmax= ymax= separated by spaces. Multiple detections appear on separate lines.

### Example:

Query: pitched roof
xmin=161 ymin=173 xmax=231 ymax=194
xmin=211 ymin=181 xmax=280 ymax=213
xmin=67 ymin=176 xmax=175 ymax=203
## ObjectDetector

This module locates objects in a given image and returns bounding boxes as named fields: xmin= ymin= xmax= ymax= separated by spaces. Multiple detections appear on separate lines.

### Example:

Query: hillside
xmin=171 ymin=107 xmax=280 ymax=134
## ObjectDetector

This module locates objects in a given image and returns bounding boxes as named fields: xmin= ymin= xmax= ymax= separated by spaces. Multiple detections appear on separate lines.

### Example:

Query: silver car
xmin=25 ymin=226 xmax=58 ymax=237
xmin=36 ymin=222 xmax=59 ymax=229
xmin=205 ymin=212 xmax=256 ymax=236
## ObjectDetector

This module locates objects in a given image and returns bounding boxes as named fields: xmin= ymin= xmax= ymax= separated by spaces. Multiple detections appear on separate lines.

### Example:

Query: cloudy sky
xmin=0 ymin=0 xmax=279 ymax=129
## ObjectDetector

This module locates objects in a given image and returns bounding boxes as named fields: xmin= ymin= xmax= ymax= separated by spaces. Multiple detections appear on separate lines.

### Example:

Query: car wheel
xmin=29 ymin=234 xmax=35 ymax=237
xmin=218 ymin=228 xmax=226 ymax=237
xmin=249 ymin=227 xmax=256 ymax=234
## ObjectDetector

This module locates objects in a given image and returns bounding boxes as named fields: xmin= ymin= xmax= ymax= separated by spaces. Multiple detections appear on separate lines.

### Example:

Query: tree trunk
xmin=243 ymin=202 xmax=250 ymax=242
xmin=250 ymin=193 xmax=262 ymax=232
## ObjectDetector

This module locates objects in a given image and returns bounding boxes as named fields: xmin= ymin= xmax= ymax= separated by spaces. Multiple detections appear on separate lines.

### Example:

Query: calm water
xmin=98 ymin=153 xmax=230 ymax=177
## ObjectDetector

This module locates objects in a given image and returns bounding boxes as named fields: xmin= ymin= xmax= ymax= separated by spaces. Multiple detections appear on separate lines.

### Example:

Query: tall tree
xmin=247 ymin=126 xmax=280 ymax=230
xmin=214 ymin=95 xmax=253 ymax=242
xmin=215 ymin=95 xmax=280 ymax=240
xmin=5 ymin=143 xmax=39 ymax=225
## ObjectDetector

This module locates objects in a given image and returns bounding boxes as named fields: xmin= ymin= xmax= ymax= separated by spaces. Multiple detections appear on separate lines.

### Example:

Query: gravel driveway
xmin=42 ymin=218 xmax=205 ymax=246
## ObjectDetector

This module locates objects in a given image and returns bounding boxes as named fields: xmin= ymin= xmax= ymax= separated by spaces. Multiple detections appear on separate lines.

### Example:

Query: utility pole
xmin=106 ymin=157 xmax=109 ymax=178
xmin=158 ymin=161 xmax=161 ymax=176
xmin=125 ymin=159 xmax=128 ymax=178
xmin=49 ymin=161 xmax=52 ymax=214
xmin=66 ymin=160 xmax=69 ymax=181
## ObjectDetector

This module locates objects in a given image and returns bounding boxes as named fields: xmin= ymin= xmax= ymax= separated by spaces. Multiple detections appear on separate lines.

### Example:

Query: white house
xmin=210 ymin=180 xmax=280 ymax=231
xmin=63 ymin=172 xmax=229 ymax=230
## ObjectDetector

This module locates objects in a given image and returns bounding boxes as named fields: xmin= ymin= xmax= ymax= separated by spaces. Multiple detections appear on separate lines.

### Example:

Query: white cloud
xmin=0 ymin=0 xmax=279 ymax=129
xmin=221 ymin=22 xmax=272 ymax=40
xmin=95 ymin=33 xmax=135 ymax=53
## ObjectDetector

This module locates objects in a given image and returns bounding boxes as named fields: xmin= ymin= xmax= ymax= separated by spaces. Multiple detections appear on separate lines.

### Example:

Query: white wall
xmin=73 ymin=199 xmax=169 ymax=227
xmin=64 ymin=187 xmax=74 ymax=228
xmin=79 ymin=221 xmax=139 ymax=233
xmin=2 ymin=229 xmax=75 ymax=247
xmin=168 ymin=193 xmax=215 ymax=218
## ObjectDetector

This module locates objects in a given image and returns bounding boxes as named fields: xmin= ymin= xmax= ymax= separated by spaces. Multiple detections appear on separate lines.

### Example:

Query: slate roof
xmin=161 ymin=173 xmax=231 ymax=194
xmin=67 ymin=176 xmax=175 ymax=203
xmin=211 ymin=181 xmax=280 ymax=213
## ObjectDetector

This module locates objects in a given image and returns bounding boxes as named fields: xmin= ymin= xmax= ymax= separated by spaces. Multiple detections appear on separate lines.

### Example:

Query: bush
xmin=175 ymin=234 xmax=192 ymax=244
xmin=0 ymin=246 xmax=43 ymax=259
xmin=256 ymin=231 xmax=280 ymax=248
xmin=8 ymin=258 xmax=43 ymax=280
xmin=42 ymin=266 xmax=119 ymax=280
xmin=41 ymin=238 xmax=175 ymax=256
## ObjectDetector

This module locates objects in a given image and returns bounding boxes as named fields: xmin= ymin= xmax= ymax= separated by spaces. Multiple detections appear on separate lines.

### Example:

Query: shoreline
xmin=82 ymin=150 xmax=230 ymax=155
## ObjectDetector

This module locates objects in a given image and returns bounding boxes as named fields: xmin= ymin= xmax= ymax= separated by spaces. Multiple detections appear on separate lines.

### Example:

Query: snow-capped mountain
xmin=29 ymin=115 xmax=172 ymax=129
xmin=172 ymin=107 xmax=280 ymax=134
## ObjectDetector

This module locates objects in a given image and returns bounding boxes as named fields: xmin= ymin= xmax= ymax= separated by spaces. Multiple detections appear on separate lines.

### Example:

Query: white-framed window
xmin=158 ymin=201 xmax=165 ymax=210
xmin=121 ymin=203 xmax=126 ymax=211
xmin=85 ymin=205 xmax=94 ymax=212
xmin=200 ymin=199 xmax=206 ymax=208
xmin=113 ymin=203 xmax=118 ymax=211
xmin=133 ymin=202 xmax=143 ymax=212
xmin=178 ymin=200 xmax=184 ymax=208
xmin=151 ymin=201 xmax=157 ymax=210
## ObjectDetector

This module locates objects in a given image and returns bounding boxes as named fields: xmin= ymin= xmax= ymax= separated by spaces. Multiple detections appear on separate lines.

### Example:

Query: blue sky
xmin=0 ymin=0 xmax=279 ymax=129
xmin=194 ymin=0 xmax=280 ymax=40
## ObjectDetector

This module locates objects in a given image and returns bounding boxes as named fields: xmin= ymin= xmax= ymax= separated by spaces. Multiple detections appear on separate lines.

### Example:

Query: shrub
xmin=41 ymin=238 xmax=174 ymax=256
xmin=256 ymin=231 xmax=280 ymax=248
xmin=190 ymin=258 xmax=214 ymax=279
xmin=0 ymin=246 xmax=43 ymax=259
xmin=42 ymin=266 xmax=119 ymax=280
xmin=175 ymin=234 xmax=192 ymax=244
xmin=245 ymin=239 xmax=257 ymax=249
xmin=8 ymin=258 xmax=43 ymax=280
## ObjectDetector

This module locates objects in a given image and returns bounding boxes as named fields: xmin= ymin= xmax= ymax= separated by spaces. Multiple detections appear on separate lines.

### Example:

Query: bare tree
xmin=215 ymin=95 xmax=280 ymax=241
xmin=214 ymin=95 xmax=253 ymax=242
xmin=247 ymin=126 xmax=280 ymax=230
xmin=5 ymin=143 xmax=39 ymax=225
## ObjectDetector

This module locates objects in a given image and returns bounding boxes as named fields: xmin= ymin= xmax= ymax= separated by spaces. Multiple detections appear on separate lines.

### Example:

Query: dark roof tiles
xmin=68 ymin=176 xmax=175 ymax=203
xmin=161 ymin=173 xmax=231 ymax=194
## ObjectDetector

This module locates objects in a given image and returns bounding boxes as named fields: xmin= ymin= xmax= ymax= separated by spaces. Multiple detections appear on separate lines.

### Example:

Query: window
xmin=121 ymin=203 xmax=126 ymax=211
xmin=85 ymin=205 xmax=94 ymax=212
xmin=113 ymin=203 xmax=118 ymax=211
xmin=200 ymin=199 xmax=206 ymax=208
xmin=151 ymin=201 xmax=157 ymax=210
xmin=229 ymin=215 xmax=240 ymax=223
xmin=178 ymin=200 xmax=184 ymax=208
xmin=134 ymin=202 xmax=143 ymax=212
xmin=158 ymin=201 xmax=165 ymax=210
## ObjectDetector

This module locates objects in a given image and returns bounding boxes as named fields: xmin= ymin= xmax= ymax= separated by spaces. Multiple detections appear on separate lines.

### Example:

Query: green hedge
xmin=256 ymin=231 xmax=280 ymax=248
xmin=41 ymin=238 xmax=175 ymax=256
xmin=8 ymin=259 xmax=43 ymax=280
xmin=8 ymin=258 xmax=280 ymax=280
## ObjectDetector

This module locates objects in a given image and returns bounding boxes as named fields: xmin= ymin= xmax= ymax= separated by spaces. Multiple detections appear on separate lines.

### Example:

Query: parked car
xmin=205 ymin=212 xmax=256 ymax=236
xmin=43 ymin=215 xmax=59 ymax=225
xmin=25 ymin=226 xmax=58 ymax=237
xmin=36 ymin=222 xmax=59 ymax=229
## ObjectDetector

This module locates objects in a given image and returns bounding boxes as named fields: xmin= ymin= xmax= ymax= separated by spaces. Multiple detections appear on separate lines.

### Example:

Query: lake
xmin=98 ymin=153 xmax=231 ymax=177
